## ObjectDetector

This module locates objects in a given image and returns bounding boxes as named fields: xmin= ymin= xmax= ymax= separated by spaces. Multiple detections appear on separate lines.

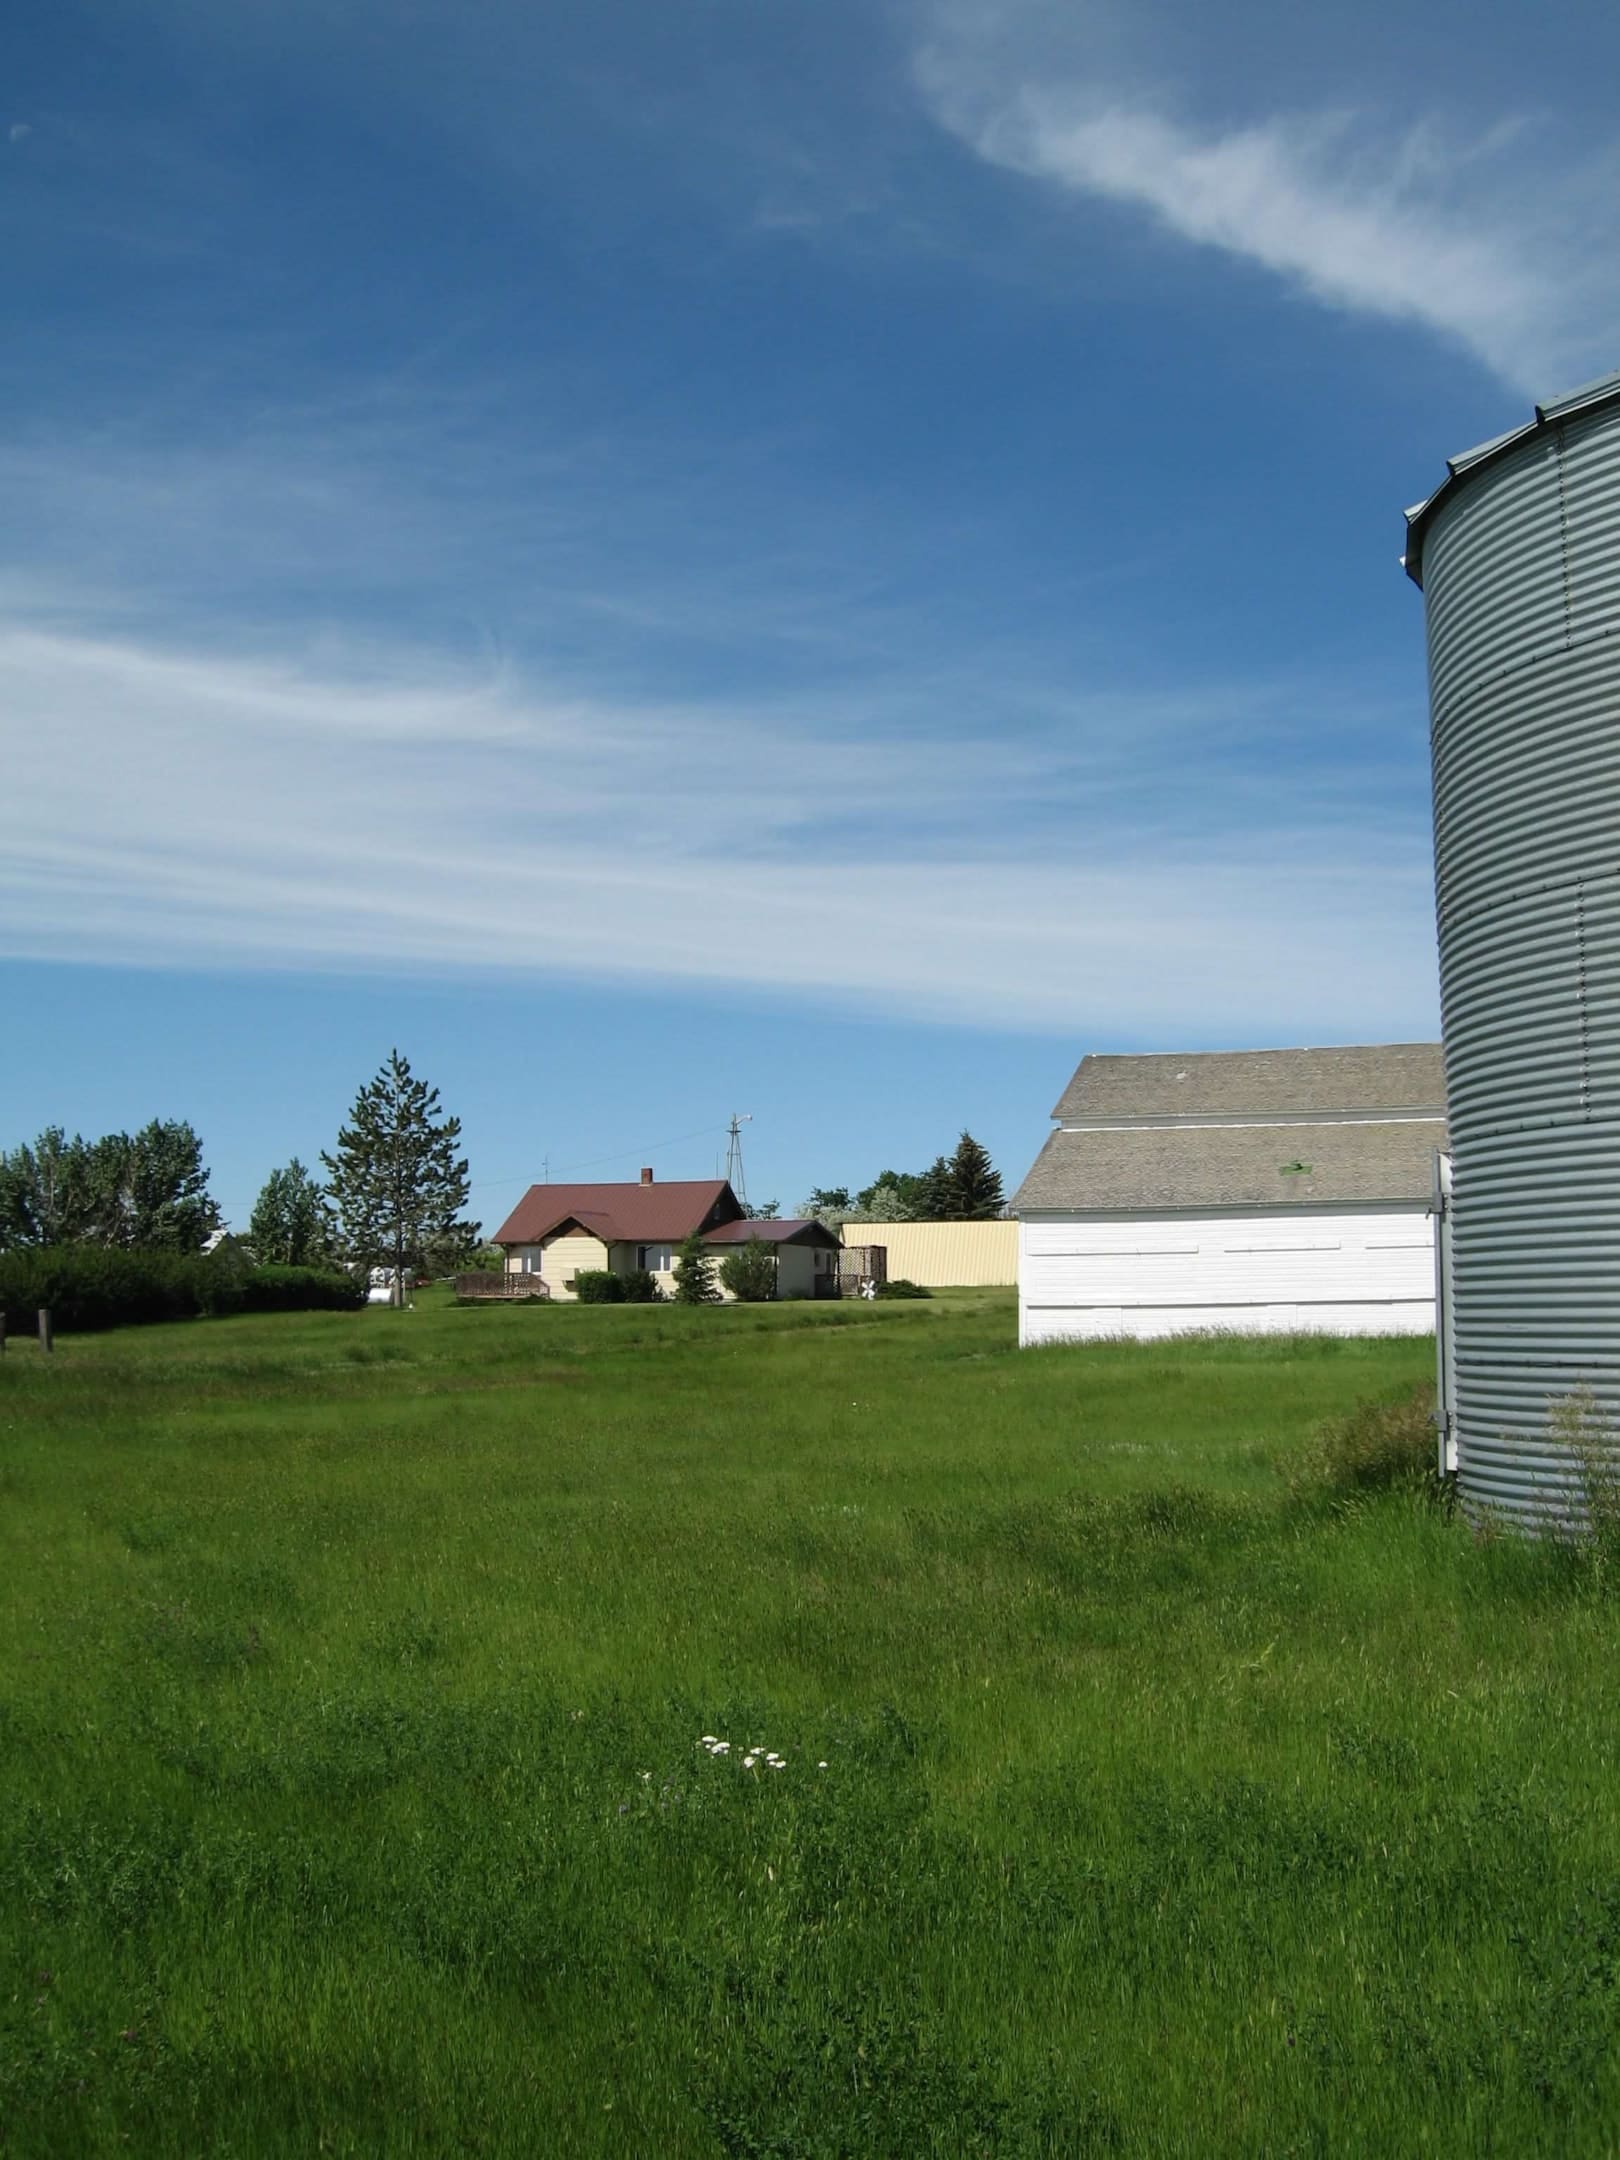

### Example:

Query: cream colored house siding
xmin=608 ymin=1242 xmax=681 ymax=1296
xmin=849 ymin=1221 xmax=1017 ymax=1287
xmin=1019 ymin=1206 xmax=1435 ymax=1344
xmin=505 ymin=1246 xmax=544 ymax=1275
xmin=541 ymin=1230 xmax=610 ymax=1300
xmin=771 ymin=1245 xmax=819 ymax=1300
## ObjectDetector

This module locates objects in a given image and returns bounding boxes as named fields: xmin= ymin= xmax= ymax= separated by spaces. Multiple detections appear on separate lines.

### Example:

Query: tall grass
xmin=3 ymin=1297 xmax=1617 ymax=2152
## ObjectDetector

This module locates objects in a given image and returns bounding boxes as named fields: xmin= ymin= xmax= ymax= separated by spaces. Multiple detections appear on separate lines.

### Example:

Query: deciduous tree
xmin=849 ymin=1171 xmax=918 ymax=1221
xmin=0 ymin=1121 xmax=219 ymax=1251
xmin=0 ymin=1127 xmax=95 ymax=1249
xmin=249 ymin=1159 xmax=335 ymax=1267
xmin=798 ymin=1187 xmax=852 ymax=1229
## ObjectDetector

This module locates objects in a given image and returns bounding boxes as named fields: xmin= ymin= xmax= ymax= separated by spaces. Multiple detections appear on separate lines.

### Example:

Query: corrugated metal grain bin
xmin=1406 ymin=368 xmax=1620 ymax=1525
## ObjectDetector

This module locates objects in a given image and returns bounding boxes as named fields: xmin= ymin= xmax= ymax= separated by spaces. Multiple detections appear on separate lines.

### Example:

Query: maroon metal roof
xmin=702 ymin=1218 xmax=841 ymax=1248
xmin=493 ymin=1179 xmax=739 ymax=1246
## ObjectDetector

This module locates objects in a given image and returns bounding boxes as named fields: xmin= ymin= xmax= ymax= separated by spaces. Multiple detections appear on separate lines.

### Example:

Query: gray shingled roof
xmin=1013 ymin=1119 xmax=1447 ymax=1213
xmin=1051 ymin=1043 xmax=1445 ymax=1124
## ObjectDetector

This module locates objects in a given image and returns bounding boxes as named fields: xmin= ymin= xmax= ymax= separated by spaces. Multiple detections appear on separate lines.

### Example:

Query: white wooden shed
xmin=1013 ymin=1044 xmax=1446 ymax=1344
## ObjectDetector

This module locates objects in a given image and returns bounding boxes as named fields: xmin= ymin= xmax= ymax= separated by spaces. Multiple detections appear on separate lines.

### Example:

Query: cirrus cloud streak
xmin=1 ymin=615 xmax=1437 ymax=1042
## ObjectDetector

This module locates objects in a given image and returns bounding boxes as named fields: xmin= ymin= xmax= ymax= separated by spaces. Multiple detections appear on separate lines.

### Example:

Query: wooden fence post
xmin=37 ymin=1307 xmax=53 ymax=1354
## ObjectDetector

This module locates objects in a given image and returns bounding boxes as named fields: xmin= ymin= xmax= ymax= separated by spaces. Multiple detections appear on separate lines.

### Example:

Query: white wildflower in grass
xmin=700 ymin=1734 xmax=716 ymax=1746
xmin=818 ymin=1761 xmax=829 ymax=1770
xmin=743 ymin=1755 xmax=758 ymax=1768
xmin=770 ymin=1759 xmax=786 ymax=1770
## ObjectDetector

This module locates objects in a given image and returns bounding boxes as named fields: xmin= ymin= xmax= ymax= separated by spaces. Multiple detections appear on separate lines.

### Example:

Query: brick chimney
xmin=640 ymin=1167 xmax=654 ymax=1185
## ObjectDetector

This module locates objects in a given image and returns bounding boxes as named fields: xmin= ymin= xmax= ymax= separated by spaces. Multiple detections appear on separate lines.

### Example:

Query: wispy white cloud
xmin=917 ymin=48 xmax=1619 ymax=392
xmin=0 ymin=614 xmax=1436 ymax=1039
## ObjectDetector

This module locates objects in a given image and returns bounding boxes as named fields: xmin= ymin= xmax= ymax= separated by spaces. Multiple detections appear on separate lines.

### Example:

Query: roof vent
xmin=640 ymin=1167 xmax=654 ymax=1185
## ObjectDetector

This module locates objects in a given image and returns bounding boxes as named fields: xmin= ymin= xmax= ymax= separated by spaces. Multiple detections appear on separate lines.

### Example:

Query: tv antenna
xmin=724 ymin=1112 xmax=752 ymax=1210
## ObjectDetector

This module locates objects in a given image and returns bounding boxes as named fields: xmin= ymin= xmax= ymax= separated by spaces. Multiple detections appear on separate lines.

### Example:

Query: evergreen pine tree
xmin=718 ymin=1236 xmax=777 ymax=1303
xmin=914 ymin=1155 xmax=954 ymax=1221
xmin=321 ymin=1051 xmax=472 ymax=1301
xmin=944 ymin=1131 xmax=1003 ymax=1220
xmin=673 ymin=1230 xmax=720 ymax=1304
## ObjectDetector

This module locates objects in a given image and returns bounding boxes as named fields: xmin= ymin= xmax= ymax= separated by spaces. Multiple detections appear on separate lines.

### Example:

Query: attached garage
xmin=1013 ymin=1044 xmax=1446 ymax=1344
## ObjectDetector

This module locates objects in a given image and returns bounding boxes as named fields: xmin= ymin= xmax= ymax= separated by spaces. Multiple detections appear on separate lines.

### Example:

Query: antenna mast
xmin=724 ymin=1113 xmax=752 ymax=1211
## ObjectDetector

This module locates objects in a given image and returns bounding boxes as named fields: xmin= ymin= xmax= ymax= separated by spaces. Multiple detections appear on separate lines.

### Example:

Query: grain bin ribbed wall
xmin=1408 ymin=373 xmax=1620 ymax=1525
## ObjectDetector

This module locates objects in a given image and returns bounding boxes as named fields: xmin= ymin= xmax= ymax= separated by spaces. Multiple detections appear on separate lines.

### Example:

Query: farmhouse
xmin=491 ymin=1171 xmax=841 ymax=1300
xmin=1013 ymin=1044 xmax=1447 ymax=1344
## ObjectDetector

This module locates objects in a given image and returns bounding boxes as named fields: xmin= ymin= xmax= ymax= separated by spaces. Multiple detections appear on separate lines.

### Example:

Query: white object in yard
xmin=366 ymin=1266 xmax=413 ymax=1306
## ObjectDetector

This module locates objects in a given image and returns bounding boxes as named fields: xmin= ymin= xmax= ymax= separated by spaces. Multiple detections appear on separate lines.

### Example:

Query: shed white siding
xmin=1019 ymin=1206 xmax=1436 ymax=1345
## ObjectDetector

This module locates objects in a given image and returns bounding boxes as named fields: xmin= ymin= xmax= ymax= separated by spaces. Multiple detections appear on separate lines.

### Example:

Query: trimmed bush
xmin=0 ymin=1247 xmax=202 ymax=1332
xmin=571 ymin=1270 xmax=626 ymax=1305
xmin=874 ymin=1278 xmax=930 ymax=1300
xmin=240 ymin=1264 xmax=366 ymax=1314
xmin=0 ymin=1245 xmax=364 ymax=1334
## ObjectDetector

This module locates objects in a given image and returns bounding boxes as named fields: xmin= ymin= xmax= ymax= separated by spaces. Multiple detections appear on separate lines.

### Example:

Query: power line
xmin=465 ymin=1121 xmax=734 ymax=1192
xmin=216 ymin=1121 xmax=736 ymax=1216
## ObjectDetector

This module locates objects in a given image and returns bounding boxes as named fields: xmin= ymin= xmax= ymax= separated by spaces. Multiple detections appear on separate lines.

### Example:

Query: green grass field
xmin=2 ymin=1292 xmax=1617 ymax=2155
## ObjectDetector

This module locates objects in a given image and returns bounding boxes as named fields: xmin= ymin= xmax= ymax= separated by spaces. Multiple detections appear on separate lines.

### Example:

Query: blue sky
xmin=4 ymin=0 xmax=1617 ymax=1229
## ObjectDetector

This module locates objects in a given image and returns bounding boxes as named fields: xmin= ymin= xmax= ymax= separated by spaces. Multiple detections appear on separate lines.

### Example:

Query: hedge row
xmin=0 ymin=1247 xmax=365 ymax=1334
xmin=569 ymin=1268 xmax=663 ymax=1305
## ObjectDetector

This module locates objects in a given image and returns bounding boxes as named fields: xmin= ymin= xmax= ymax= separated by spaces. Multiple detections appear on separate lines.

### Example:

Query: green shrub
xmin=1294 ymin=1380 xmax=1440 ymax=1501
xmin=1542 ymin=1389 xmax=1620 ymax=1589
xmin=619 ymin=1268 xmax=663 ymax=1304
xmin=0 ymin=1246 xmax=201 ymax=1332
xmin=875 ymin=1278 xmax=930 ymax=1300
xmin=718 ymin=1238 xmax=777 ymax=1303
xmin=198 ymin=1236 xmax=255 ymax=1316
xmin=571 ymin=1270 xmax=625 ymax=1305
xmin=241 ymin=1264 xmax=366 ymax=1314
xmin=0 ymin=1245 xmax=364 ymax=1333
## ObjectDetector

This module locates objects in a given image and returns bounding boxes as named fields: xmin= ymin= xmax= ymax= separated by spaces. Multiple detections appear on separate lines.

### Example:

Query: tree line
xmin=799 ymin=1131 xmax=1003 ymax=1227
xmin=1 ymin=1071 xmax=1004 ymax=1290
xmin=0 ymin=1122 xmax=219 ymax=1253
xmin=0 ymin=1050 xmax=475 ymax=1286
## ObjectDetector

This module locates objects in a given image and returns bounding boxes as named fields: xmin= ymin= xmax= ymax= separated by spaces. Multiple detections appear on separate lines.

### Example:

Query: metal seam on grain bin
xmin=1408 ymin=367 xmax=1620 ymax=1526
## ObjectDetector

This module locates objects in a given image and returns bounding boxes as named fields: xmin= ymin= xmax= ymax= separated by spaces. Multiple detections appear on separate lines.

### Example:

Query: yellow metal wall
xmin=847 ymin=1221 xmax=1017 ymax=1287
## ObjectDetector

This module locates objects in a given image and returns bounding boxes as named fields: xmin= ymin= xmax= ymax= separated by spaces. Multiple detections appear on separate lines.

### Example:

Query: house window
xmin=637 ymin=1245 xmax=673 ymax=1272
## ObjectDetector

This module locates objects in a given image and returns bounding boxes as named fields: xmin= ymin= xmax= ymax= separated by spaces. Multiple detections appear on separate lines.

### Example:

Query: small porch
xmin=454 ymin=1272 xmax=552 ymax=1301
